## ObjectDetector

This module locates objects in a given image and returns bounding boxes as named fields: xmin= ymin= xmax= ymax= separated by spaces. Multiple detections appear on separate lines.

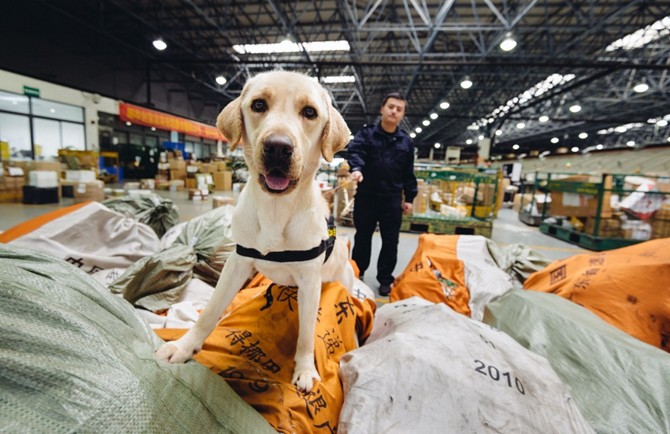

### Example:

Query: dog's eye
xmin=251 ymin=99 xmax=267 ymax=113
xmin=302 ymin=106 xmax=318 ymax=120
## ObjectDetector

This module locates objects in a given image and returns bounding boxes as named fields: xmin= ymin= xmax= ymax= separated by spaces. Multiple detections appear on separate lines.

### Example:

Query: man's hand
xmin=402 ymin=202 xmax=413 ymax=214
xmin=350 ymin=170 xmax=364 ymax=183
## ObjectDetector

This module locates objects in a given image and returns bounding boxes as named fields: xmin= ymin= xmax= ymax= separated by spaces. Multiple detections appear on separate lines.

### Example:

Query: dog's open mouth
xmin=261 ymin=170 xmax=298 ymax=194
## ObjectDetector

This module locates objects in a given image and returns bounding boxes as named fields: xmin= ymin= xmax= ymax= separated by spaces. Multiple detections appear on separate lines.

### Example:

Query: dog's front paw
xmin=155 ymin=341 xmax=200 ymax=364
xmin=292 ymin=367 xmax=321 ymax=392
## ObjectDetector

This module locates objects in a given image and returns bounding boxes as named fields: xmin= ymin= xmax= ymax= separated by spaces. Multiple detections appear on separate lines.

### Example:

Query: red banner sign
xmin=119 ymin=102 xmax=224 ymax=141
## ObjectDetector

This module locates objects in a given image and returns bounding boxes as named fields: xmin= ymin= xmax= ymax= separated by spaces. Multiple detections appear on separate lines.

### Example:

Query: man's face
xmin=380 ymin=97 xmax=406 ymax=127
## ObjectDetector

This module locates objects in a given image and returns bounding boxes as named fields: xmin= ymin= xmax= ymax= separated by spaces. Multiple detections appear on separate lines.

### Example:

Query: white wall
xmin=0 ymin=69 xmax=119 ymax=152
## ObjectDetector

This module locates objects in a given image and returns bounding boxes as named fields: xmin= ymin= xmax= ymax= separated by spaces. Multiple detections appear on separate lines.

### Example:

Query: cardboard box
xmin=584 ymin=215 xmax=622 ymax=238
xmin=168 ymin=158 xmax=186 ymax=170
xmin=169 ymin=169 xmax=187 ymax=181
xmin=213 ymin=171 xmax=233 ymax=191
xmin=73 ymin=181 xmax=105 ymax=203
xmin=548 ymin=175 xmax=612 ymax=218
xmin=212 ymin=195 xmax=235 ymax=208
xmin=66 ymin=170 xmax=97 ymax=182
xmin=651 ymin=218 xmax=670 ymax=239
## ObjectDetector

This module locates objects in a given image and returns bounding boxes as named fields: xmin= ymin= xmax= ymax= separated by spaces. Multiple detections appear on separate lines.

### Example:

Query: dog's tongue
xmin=265 ymin=174 xmax=290 ymax=191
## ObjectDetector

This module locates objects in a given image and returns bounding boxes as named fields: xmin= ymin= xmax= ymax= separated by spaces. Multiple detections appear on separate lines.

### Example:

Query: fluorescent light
xmin=153 ymin=38 xmax=167 ymax=51
xmin=215 ymin=75 xmax=227 ymax=85
xmin=579 ymin=132 xmax=588 ymax=139
xmin=233 ymin=40 xmax=350 ymax=54
xmin=460 ymin=77 xmax=473 ymax=89
xmin=569 ymin=104 xmax=582 ymax=113
xmin=430 ymin=113 xmax=438 ymax=120
xmin=633 ymin=83 xmax=649 ymax=93
xmin=605 ymin=16 xmax=670 ymax=52
xmin=551 ymin=137 xmax=559 ymax=143
xmin=321 ymin=75 xmax=355 ymax=84
xmin=440 ymin=102 xmax=450 ymax=110
xmin=539 ymin=115 xmax=549 ymax=122
xmin=500 ymin=33 xmax=517 ymax=52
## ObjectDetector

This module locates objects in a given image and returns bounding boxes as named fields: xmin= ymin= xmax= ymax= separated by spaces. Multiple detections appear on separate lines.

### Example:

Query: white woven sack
xmin=7 ymin=202 xmax=160 ymax=272
xmin=339 ymin=297 xmax=594 ymax=434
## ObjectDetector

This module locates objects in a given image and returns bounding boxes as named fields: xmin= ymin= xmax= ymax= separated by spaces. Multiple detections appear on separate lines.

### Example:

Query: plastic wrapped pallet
xmin=0 ymin=243 xmax=276 ymax=434
xmin=484 ymin=289 xmax=670 ymax=433
xmin=338 ymin=297 xmax=594 ymax=434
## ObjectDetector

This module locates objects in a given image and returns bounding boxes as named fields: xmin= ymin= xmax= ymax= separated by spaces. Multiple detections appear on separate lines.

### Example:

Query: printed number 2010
xmin=474 ymin=360 xmax=525 ymax=395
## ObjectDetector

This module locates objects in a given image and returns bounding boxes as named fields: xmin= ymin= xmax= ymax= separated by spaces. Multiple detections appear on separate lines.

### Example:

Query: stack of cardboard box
xmin=0 ymin=166 xmax=25 ymax=203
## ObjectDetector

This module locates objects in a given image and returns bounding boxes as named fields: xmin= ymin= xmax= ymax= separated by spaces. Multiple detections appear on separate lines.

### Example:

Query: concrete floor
xmin=0 ymin=188 xmax=586 ymax=295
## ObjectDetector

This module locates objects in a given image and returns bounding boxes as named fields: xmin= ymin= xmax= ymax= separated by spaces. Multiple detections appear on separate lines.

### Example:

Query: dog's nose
xmin=263 ymin=134 xmax=294 ymax=159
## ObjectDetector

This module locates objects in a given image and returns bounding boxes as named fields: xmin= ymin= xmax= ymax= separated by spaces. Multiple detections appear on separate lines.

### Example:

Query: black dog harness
xmin=236 ymin=216 xmax=337 ymax=263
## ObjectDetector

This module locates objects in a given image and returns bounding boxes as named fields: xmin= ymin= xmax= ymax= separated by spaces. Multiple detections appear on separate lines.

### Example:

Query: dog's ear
xmin=320 ymin=105 xmax=350 ymax=162
xmin=216 ymin=97 xmax=244 ymax=150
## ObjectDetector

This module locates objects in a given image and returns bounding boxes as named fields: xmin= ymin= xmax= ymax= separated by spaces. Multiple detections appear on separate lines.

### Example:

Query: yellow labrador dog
xmin=156 ymin=71 xmax=355 ymax=392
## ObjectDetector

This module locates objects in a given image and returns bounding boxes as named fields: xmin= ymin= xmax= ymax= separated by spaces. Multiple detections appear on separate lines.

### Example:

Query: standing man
xmin=347 ymin=92 xmax=418 ymax=296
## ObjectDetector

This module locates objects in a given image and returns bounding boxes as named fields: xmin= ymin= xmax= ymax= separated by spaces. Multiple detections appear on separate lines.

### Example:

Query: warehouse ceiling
xmin=2 ymin=0 xmax=670 ymax=161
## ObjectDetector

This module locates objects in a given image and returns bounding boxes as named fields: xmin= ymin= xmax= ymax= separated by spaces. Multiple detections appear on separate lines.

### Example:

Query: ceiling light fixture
xmin=422 ymin=120 xmax=430 ymax=126
xmin=551 ymin=137 xmax=559 ymax=143
xmin=516 ymin=122 xmax=525 ymax=129
xmin=478 ymin=134 xmax=484 ymax=140
xmin=633 ymin=82 xmax=649 ymax=93
xmin=321 ymin=75 xmax=356 ymax=84
xmin=415 ymin=127 xmax=422 ymax=133
xmin=579 ymin=132 xmax=588 ymax=139
xmin=434 ymin=143 xmax=441 ymax=149
xmin=430 ymin=113 xmax=438 ymax=120
xmin=539 ymin=115 xmax=549 ymax=122
xmin=657 ymin=119 xmax=668 ymax=127
xmin=410 ymin=133 xmax=416 ymax=138
xmin=233 ymin=40 xmax=350 ymax=54
xmin=460 ymin=77 xmax=473 ymax=89
xmin=512 ymin=144 xmax=519 ymax=150
xmin=152 ymin=38 xmax=167 ymax=51
xmin=440 ymin=102 xmax=450 ymax=110
xmin=466 ymin=139 xmax=473 ymax=145
xmin=215 ymin=75 xmax=227 ymax=85
xmin=596 ymin=144 xmax=604 ymax=150
xmin=627 ymin=140 xmax=636 ymax=147
xmin=569 ymin=104 xmax=582 ymax=113
xmin=500 ymin=33 xmax=517 ymax=52
xmin=571 ymin=146 xmax=579 ymax=152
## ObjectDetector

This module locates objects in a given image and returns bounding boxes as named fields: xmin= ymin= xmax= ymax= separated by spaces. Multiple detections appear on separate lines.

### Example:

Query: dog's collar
xmin=236 ymin=217 xmax=336 ymax=263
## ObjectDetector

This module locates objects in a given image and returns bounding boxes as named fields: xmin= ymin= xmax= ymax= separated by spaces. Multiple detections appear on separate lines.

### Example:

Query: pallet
xmin=401 ymin=214 xmax=493 ymax=238
xmin=539 ymin=223 xmax=641 ymax=251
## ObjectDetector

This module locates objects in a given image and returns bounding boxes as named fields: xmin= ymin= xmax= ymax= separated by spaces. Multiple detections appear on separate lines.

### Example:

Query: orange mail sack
xmin=524 ymin=238 xmax=670 ymax=352
xmin=156 ymin=280 xmax=375 ymax=434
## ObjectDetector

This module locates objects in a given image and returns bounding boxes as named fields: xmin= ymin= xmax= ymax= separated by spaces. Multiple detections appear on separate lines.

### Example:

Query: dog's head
xmin=216 ymin=71 xmax=350 ymax=195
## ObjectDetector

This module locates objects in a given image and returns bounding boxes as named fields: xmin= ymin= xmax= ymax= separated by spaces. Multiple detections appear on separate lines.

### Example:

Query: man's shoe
xmin=378 ymin=283 xmax=392 ymax=297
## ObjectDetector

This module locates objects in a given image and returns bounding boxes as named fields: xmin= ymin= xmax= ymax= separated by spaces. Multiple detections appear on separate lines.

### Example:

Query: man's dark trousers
xmin=352 ymin=193 xmax=403 ymax=286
